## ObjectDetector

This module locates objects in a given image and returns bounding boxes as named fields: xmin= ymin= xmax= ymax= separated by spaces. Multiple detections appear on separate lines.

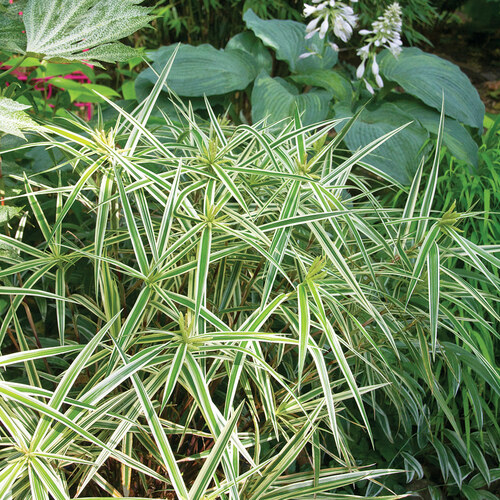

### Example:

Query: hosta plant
xmin=0 ymin=63 xmax=498 ymax=499
xmin=136 ymin=7 xmax=484 ymax=185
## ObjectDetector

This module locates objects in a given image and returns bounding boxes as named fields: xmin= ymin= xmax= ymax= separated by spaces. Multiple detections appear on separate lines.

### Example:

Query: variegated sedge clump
xmin=0 ymin=58 xmax=497 ymax=499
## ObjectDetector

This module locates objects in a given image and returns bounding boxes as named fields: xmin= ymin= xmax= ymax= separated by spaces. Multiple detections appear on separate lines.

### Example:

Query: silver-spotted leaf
xmin=0 ymin=2 xmax=26 ymax=53
xmin=22 ymin=0 xmax=153 ymax=64
xmin=0 ymin=97 xmax=41 ymax=139
xmin=0 ymin=206 xmax=22 ymax=225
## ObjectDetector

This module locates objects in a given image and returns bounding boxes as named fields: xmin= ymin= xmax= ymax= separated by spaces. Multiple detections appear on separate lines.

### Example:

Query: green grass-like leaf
xmin=0 ymin=90 xmax=497 ymax=499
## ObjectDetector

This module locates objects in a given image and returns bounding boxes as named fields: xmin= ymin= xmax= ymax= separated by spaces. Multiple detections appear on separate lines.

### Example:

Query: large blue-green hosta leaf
xmin=390 ymin=96 xmax=478 ymax=168
xmin=22 ymin=0 xmax=153 ymax=64
xmin=290 ymin=70 xmax=353 ymax=102
xmin=379 ymin=47 xmax=484 ymax=130
xmin=243 ymin=9 xmax=338 ymax=74
xmin=136 ymin=44 xmax=257 ymax=100
xmin=334 ymin=102 xmax=429 ymax=185
xmin=226 ymin=31 xmax=273 ymax=75
xmin=252 ymin=72 xmax=332 ymax=128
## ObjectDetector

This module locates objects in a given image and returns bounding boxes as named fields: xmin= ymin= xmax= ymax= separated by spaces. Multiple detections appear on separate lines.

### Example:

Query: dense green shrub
xmin=436 ymin=115 xmax=500 ymax=246
xmin=369 ymin=114 xmax=500 ymax=499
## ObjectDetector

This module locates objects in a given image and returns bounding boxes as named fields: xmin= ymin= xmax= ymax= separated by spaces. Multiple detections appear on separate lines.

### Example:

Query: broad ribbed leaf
xmin=252 ymin=72 xmax=332 ymax=127
xmin=226 ymin=31 xmax=272 ymax=74
xmin=290 ymin=69 xmax=353 ymax=102
xmin=391 ymin=96 xmax=479 ymax=168
xmin=136 ymin=43 xmax=257 ymax=99
xmin=243 ymin=8 xmax=338 ymax=73
xmin=334 ymin=101 xmax=429 ymax=184
xmin=379 ymin=47 xmax=484 ymax=129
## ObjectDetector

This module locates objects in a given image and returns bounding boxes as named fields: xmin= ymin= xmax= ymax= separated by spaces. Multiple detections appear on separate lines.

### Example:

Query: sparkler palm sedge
xmin=0 ymin=55 xmax=497 ymax=498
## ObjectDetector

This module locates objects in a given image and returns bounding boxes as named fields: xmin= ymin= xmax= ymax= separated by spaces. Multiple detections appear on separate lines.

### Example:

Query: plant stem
xmin=0 ymin=55 xmax=28 ymax=80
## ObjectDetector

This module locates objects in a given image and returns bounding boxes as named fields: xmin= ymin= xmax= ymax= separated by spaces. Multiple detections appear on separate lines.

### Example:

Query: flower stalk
xmin=302 ymin=1 xmax=404 ymax=93
xmin=356 ymin=2 xmax=403 ymax=93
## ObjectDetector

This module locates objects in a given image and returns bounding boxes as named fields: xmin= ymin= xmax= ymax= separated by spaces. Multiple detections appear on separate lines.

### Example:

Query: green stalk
xmin=0 ymin=55 xmax=28 ymax=80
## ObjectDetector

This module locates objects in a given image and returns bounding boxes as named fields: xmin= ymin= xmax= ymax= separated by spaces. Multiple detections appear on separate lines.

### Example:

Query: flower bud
xmin=319 ymin=17 xmax=329 ymax=38
xmin=356 ymin=60 xmax=365 ymax=79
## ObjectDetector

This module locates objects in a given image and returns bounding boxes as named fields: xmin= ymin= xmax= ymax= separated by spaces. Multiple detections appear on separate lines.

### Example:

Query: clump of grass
xmin=0 ymin=63 xmax=497 ymax=499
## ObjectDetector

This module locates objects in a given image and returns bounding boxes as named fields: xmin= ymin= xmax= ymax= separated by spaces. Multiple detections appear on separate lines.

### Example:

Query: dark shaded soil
xmin=425 ymin=17 xmax=500 ymax=114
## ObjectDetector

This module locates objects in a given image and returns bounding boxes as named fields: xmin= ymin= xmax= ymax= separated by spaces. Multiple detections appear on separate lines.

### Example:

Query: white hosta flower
xmin=306 ymin=16 xmax=321 ymax=34
xmin=303 ymin=0 xmax=358 ymax=46
xmin=357 ymin=2 xmax=403 ymax=58
xmin=356 ymin=59 xmax=365 ymax=79
xmin=389 ymin=39 xmax=403 ymax=56
xmin=299 ymin=51 xmax=317 ymax=59
xmin=332 ymin=5 xmax=357 ymax=42
xmin=304 ymin=3 xmax=320 ymax=17
xmin=357 ymin=44 xmax=370 ymax=58
xmin=356 ymin=2 xmax=403 ymax=89
xmin=364 ymin=79 xmax=374 ymax=94
xmin=375 ymin=73 xmax=384 ymax=88
xmin=319 ymin=16 xmax=330 ymax=38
